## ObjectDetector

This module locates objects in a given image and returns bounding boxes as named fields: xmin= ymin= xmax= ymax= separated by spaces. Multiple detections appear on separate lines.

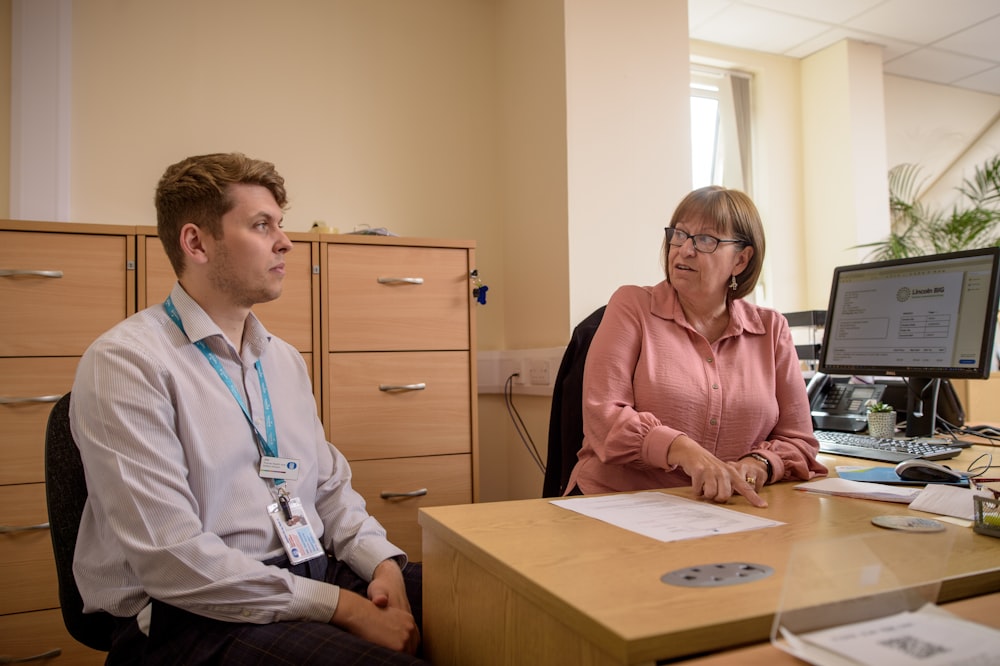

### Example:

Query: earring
xmin=730 ymin=275 xmax=738 ymax=291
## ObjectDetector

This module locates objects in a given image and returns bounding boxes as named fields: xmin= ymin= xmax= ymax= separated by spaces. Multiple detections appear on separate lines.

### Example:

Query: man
xmin=71 ymin=153 xmax=424 ymax=664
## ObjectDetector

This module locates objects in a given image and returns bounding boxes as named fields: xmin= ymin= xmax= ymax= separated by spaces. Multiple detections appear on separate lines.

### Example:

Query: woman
xmin=565 ymin=186 xmax=826 ymax=506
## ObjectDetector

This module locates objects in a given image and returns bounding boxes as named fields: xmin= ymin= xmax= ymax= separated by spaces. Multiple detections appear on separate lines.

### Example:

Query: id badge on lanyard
xmin=268 ymin=492 xmax=325 ymax=564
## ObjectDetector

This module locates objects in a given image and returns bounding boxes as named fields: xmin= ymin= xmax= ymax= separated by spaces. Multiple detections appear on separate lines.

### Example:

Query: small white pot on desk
xmin=866 ymin=404 xmax=897 ymax=439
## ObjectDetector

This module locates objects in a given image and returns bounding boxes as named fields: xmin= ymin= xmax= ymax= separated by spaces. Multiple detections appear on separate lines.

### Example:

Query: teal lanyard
xmin=164 ymin=296 xmax=282 ymax=486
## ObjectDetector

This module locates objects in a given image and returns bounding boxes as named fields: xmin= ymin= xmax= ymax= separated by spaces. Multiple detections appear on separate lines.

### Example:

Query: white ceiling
xmin=689 ymin=0 xmax=1000 ymax=96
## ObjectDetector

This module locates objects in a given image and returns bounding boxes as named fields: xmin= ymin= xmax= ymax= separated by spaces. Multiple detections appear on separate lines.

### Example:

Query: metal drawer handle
xmin=380 ymin=488 xmax=428 ymax=500
xmin=0 ymin=269 xmax=64 ymax=278
xmin=376 ymin=277 xmax=424 ymax=285
xmin=0 ymin=395 xmax=63 ymax=405
xmin=0 ymin=522 xmax=50 ymax=534
xmin=0 ymin=648 xmax=62 ymax=663
xmin=378 ymin=383 xmax=426 ymax=392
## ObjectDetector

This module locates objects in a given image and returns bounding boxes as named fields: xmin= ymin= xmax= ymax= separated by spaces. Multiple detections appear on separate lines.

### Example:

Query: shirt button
xmin=712 ymin=383 xmax=719 ymax=390
xmin=710 ymin=418 xmax=718 ymax=426
xmin=706 ymin=357 xmax=714 ymax=363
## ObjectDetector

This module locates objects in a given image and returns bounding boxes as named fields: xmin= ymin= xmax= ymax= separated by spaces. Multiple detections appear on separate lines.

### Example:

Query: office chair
xmin=44 ymin=392 xmax=116 ymax=651
xmin=542 ymin=306 xmax=606 ymax=497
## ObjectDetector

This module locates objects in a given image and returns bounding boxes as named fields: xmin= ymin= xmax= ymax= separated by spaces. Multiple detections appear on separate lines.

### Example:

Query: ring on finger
xmin=746 ymin=476 xmax=756 ymax=485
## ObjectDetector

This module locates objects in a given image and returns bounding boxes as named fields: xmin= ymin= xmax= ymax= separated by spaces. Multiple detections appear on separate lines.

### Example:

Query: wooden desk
xmin=419 ymin=448 xmax=1000 ymax=666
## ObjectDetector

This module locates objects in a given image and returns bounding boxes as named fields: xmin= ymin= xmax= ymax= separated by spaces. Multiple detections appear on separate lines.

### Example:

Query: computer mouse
xmin=894 ymin=459 xmax=966 ymax=483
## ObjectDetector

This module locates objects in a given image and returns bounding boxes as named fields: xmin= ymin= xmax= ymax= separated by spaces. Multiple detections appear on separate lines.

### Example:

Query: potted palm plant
xmin=857 ymin=155 xmax=1000 ymax=261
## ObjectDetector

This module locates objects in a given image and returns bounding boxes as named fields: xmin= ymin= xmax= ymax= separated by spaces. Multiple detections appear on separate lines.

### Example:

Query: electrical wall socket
xmin=500 ymin=358 xmax=524 ymax=386
xmin=526 ymin=358 xmax=551 ymax=385
xmin=477 ymin=347 xmax=566 ymax=396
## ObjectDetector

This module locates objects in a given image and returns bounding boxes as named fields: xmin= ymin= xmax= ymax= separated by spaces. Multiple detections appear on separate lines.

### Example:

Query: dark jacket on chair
xmin=543 ymin=306 xmax=606 ymax=497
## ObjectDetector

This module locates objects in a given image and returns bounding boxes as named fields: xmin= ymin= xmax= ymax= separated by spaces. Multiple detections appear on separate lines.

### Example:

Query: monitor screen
xmin=818 ymin=247 xmax=1000 ymax=436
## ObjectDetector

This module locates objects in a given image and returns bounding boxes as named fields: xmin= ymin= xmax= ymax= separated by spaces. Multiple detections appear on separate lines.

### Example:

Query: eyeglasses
xmin=665 ymin=227 xmax=746 ymax=254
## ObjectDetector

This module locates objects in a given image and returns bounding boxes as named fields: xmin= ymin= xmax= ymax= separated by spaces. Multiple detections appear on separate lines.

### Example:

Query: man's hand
xmin=329 ymin=560 xmax=419 ymax=654
xmin=367 ymin=559 xmax=411 ymax=612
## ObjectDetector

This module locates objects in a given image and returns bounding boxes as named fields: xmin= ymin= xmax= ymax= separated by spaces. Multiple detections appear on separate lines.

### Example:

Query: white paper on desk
xmin=908 ymin=483 xmax=992 ymax=521
xmin=792 ymin=603 xmax=1000 ymax=666
xmin=794 ymin=478 xmax=921 ymax=504
xmin=549 ymin=491 xmax=782 ymax=543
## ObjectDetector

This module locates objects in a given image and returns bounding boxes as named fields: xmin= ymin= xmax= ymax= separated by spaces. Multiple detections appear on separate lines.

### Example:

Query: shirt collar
xmin=651 ymin=280 xmax=766 ymax=338
xmin=166 ymin=283 xmax=272 ymax=358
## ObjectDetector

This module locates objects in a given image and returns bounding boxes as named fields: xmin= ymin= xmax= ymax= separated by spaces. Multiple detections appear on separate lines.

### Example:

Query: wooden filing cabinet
xmin=0 ymin=220 xmax=132 ymax=665
xmin=323 ymin=237 xmax=479 ymax=560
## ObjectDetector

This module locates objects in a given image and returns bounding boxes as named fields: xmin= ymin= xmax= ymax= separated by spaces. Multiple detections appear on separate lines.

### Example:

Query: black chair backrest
xmin=44 ymin=392 xmax=115 ymax=651
xmin=543 ymin=306 xmax=606 ymax=497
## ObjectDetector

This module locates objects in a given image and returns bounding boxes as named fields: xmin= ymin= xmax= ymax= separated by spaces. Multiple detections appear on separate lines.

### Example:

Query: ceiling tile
xmin=952 ymin=65 xmax=1000 ymax=96
xmin=687 ymin=0 xmax=1000 ymax=95
xmin=846 ymin=0 xmax=1000 ymax=44
xmin=689 ymin=3 xmax=831 ymax=53
xmin=883 ymin=47 xmax=996 ymax=85
xmin=784 ymin=27 xmax=918 ymax=61
xmin=935 ymin=16 xmax=1000 ymax=62
xmin=742 ymin=0 xmax=884 ymax=25
xmin=688 ymin=0 xmax=735 ymax=29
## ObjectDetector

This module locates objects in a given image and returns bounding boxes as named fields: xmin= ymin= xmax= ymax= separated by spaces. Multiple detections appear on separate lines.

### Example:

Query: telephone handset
xmin=807 ymin=373 xmax=885 ymax=432
xmin=806 ymin=373 xmax=966 ymax=433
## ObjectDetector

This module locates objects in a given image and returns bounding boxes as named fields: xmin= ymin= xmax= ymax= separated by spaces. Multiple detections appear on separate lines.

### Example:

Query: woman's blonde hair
xmin=662 ymin=185 xmax=765 ymax=300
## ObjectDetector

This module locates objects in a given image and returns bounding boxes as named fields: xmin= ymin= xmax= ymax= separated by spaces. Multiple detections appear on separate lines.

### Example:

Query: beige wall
xmin=69 ymin=1 xmax=509 ymax=355
xmin=0 ymin=0 xmax=9 ymax=217
xmin=563 ymin=0 xmax=692 ymax=329
xmin=801 ymin=40 xmax=890 ymax=309
xmin=484 ymin=0 xmax=692 ymax=501
xmin=8 ymin=2 xmax=999 ymax=501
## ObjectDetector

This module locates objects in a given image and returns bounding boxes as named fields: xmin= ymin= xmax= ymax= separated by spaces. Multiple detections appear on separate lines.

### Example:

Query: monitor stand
xmin=905 ymin=377 xmax=940 ymax=438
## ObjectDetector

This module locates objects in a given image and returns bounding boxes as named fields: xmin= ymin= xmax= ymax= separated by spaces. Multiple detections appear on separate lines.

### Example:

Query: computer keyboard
xmin=814 ymin=430 xmax=963 ymax=463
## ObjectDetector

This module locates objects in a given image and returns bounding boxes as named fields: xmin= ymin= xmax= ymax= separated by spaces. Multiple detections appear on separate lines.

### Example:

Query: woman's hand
xmin=667 ymin=436 xmax=768 ymax=507
xmin=732 ymin=456 xmax=769 ymax=494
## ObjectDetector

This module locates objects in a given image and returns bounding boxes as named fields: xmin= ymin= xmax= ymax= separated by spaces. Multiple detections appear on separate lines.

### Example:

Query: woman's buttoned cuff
xmin=643 ymin=426 xmax=682 ymax=471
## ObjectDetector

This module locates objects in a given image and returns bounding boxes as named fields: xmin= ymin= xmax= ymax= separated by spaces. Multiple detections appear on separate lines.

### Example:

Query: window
xmin=690 ymin=66 xmax=764 ymax=304
xmin=690 ymin=67 xmax=753 ymax=194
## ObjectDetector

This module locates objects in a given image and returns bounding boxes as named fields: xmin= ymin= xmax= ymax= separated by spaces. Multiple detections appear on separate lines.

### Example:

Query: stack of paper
xmin=795 ymin=478 xmax=920 ymax=503
xmin=795 ymin=477 xmax=992 ymax=520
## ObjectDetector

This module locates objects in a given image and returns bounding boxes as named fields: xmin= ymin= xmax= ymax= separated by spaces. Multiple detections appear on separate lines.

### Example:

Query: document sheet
xmin=779 ymin=603 xmax=1000 ymax=666
xmin=550 ymin=491 xmax=783 ymax=542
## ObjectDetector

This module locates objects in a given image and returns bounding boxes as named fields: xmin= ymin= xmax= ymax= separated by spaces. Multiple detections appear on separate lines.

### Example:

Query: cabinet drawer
xmin=0 ymin=357 xmax=78 ymax=485
xmin=0 ymin=608 xmax=105 ymax=665
xmin=349 ymin=454 xmax=471 ymax=561
xmin=141 ymin=236 xmax=316 ymax=352
xmin=327 ymin=245 xmax=469 ymax=351
xmin=328 ymin=352 xmax=471 ymax=460
xmin=0 ymin=231 xmax=129 ymax=356
xmin=0 ymin=483 xmax=58 ymax=615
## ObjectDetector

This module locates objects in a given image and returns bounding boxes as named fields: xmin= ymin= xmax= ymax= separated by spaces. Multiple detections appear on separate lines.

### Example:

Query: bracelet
xmin=743 ymin=452 xmax=773 ymax=484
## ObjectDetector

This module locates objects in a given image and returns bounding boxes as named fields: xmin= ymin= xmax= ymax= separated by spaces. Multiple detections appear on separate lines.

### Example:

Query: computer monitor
xmin=818 ymin=247 xmax=1000 ymax=437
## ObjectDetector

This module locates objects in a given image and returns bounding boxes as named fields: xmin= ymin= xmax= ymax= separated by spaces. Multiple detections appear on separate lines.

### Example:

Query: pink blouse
xmin=567 ymin=281 xmax=827 ymax=494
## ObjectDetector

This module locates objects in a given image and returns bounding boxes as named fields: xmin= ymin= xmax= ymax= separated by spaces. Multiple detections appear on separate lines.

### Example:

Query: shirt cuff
xmin=281 ymin=575 xmax=341 ymax=623
xmin=643 ymin=426 xmax=681 ymax=471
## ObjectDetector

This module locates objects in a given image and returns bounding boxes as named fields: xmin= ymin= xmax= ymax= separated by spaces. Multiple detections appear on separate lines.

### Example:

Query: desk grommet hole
xmin=661 ymin=562 xmax=775 ymax=588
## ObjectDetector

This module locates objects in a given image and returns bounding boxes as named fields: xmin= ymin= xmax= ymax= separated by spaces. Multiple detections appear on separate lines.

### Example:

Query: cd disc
xmin=871 ymin=515 xmax=946 ymax=532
